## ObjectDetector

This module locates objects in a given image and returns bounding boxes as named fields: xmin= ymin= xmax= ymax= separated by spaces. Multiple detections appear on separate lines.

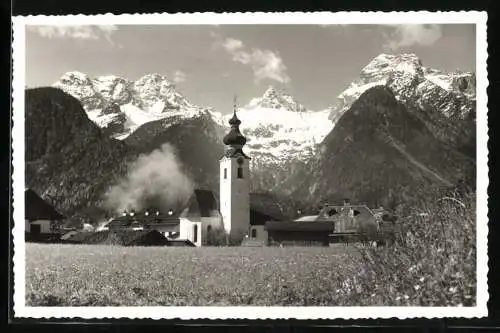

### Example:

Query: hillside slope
xmin=25 ymin=88 xmax=225 ymax=224
xmin=289 ymin=86 xmax=475 ymax=209
xmin=329 ymin=53 xmax=476 ymax=157
xmin=25 ymin=87 xmax=133 ymax=222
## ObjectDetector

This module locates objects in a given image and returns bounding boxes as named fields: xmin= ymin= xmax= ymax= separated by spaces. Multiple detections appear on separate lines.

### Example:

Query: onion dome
xmin=223 ymin=110 xmax=247 ymax=146
xmin=222 ymin=100 xmax=251 ymax=159
xmin=228 ymin=112 xmax=241 ymax=126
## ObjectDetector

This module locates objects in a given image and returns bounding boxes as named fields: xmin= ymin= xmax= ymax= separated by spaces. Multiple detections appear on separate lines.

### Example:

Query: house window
xmin=251 ymin=228 xmax=257 ymax=238
xmin=207 ymin=225 xmax=212 ymax=233
xmin=237 ymin=167 xmax=243 ymax=179
xmin=224 ymin=168 xmax=227 ymax=179
xmin=31 ymin=224 xmax=41 ymax=234
xmin=193 ymin=224 xmax=198 ymax=243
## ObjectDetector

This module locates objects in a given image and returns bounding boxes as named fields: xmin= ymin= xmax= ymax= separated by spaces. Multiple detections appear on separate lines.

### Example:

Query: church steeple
xmin=222 ymin=96 xmax=250 ymax=159
xmin=219 ymin=96 xmax=251 ymax=241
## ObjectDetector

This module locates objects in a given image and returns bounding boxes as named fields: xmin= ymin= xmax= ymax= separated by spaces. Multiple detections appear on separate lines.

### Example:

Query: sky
xmin=25 ymin=24 xmax=476 ymax=113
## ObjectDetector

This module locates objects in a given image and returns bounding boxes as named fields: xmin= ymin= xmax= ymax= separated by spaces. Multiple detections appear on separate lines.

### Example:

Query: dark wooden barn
xmin=264 ymin=221 xmax=334 ymax=247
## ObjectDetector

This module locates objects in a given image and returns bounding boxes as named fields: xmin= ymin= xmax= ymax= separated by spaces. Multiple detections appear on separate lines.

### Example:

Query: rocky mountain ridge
xmin=328 ymin=53 xmax=476 ymax=155
xmin=54 ymin=72 xmax=335 ymax=175
xmin=54 ymin=72 xmax=205 ymax=140
xmin=284 ymin=85 xmax=475 ymax=210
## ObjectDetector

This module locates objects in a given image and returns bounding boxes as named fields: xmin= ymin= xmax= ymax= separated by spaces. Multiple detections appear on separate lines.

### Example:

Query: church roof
xmin=223 ymin=110 xmax=247 ymax=147
xmin=223 ymin=128 xmax=247 ymax=146
xmin=223 ymin=147 xmax=250 ymax=159
xmin=228 ymin=112 xmax=241 ymax=126
xmin=184 ymin=189 xmax=219 ymax=217
xmin=25 ymin=188 xmax=65 ymax=221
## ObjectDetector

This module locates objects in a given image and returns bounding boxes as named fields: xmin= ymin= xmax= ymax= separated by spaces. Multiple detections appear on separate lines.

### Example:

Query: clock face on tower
xmin=237 ymin=157 xmax=244 ymax=165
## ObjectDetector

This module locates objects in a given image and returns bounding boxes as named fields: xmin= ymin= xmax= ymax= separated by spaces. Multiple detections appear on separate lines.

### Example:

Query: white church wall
xmin=219 ymin=156 xmax=250 ymax=240
xmin=200 ymin=216 xmax=223 ymax=230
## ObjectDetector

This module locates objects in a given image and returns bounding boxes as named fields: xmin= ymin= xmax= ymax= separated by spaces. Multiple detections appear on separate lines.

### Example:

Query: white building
xmin=219 ymin=106 xmax=251 ymax=242
xmin=25 ymin=188 xmax=65 ymax=235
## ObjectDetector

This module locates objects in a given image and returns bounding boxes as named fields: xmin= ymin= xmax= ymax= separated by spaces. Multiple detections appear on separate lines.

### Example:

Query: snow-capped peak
xmin=54 ymin=71 xmax=104 ymax=110
xmin=53 ymin=71 xmax=205 ymax=140
xmin=355 ymin=53 xmax=423 ymax=86
xmin=134 ymin=73 xmax=174 ymax=88
xmin=329 ymin=52 xmax=476 ymax=121
xmin=245 ymin=86 xmax=307 ymax=112
xmin=57 ymin=71 xmax=93 ymax=85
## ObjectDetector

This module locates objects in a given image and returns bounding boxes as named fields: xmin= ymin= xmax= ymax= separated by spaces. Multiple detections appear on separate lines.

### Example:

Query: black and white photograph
xmin=11 ymin=12 xmax=488 ymax=319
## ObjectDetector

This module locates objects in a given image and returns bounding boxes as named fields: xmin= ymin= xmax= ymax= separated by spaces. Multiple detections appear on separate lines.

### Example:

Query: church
xmin=105 ymin=102 xmax=281 ymax=246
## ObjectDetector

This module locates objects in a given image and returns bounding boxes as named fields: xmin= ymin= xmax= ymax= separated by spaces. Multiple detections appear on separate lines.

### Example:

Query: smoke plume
xmin=105 ymin=143 xmax=194 ymax=214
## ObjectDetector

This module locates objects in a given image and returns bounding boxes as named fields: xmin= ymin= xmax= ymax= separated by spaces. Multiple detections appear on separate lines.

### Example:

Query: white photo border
xmin=11 ymin=11 xmax=489 ymax=320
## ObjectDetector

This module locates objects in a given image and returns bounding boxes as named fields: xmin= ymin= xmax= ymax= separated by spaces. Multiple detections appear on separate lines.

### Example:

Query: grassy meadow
xmin=26 ymin=192 xmax=477 ymax=307
xmin=26 ymin=244 xmax=362 ymax=306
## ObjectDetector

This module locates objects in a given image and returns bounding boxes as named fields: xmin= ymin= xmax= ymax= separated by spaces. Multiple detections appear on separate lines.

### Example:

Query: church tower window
xmin=237 ymin=167 xmax=243 ymax=179
xmin=224 ymin=168 xmax=227 ymax=179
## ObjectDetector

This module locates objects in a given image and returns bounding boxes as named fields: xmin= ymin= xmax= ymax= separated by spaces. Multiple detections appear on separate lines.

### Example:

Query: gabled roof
xmin=250 ymin=192 xmax=286 ymax=222
xmin=183 ymin=189 xmax=219 ymax=217
xmin=265 ymin=221 xmax=334 ymax=232
xmin=316 ymin=204 xmax=375 ymax=221
xmin=25 ymin=188 xmax=64 ymax=221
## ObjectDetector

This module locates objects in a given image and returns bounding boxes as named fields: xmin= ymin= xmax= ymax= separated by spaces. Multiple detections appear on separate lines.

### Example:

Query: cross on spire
xmin=233 ymin=95 xmax=238 ymax=116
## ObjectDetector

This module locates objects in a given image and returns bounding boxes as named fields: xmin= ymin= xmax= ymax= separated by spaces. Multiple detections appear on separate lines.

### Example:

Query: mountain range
xmin=26 ymin=53 xmax=476 ymax=223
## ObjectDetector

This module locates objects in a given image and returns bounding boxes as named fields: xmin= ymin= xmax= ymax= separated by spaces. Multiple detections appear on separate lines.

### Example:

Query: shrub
xmin=342 ymin=190 xmax=476 ymax=306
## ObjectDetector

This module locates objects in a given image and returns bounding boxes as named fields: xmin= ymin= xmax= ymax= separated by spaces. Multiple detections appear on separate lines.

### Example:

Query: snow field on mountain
xmin=230 ymin=107 xmax=333 ymax=160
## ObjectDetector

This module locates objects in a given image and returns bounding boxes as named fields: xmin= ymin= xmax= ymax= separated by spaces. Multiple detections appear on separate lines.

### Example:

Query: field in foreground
xmin=26 ymin=244 xmax=363 ymax=306
xmin=26 ymin=190 xmax=477 ymax=307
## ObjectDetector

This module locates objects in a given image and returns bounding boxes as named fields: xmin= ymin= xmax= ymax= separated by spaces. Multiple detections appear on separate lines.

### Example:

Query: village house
xmin=25 ymin=188 xmax=65 ymax=235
